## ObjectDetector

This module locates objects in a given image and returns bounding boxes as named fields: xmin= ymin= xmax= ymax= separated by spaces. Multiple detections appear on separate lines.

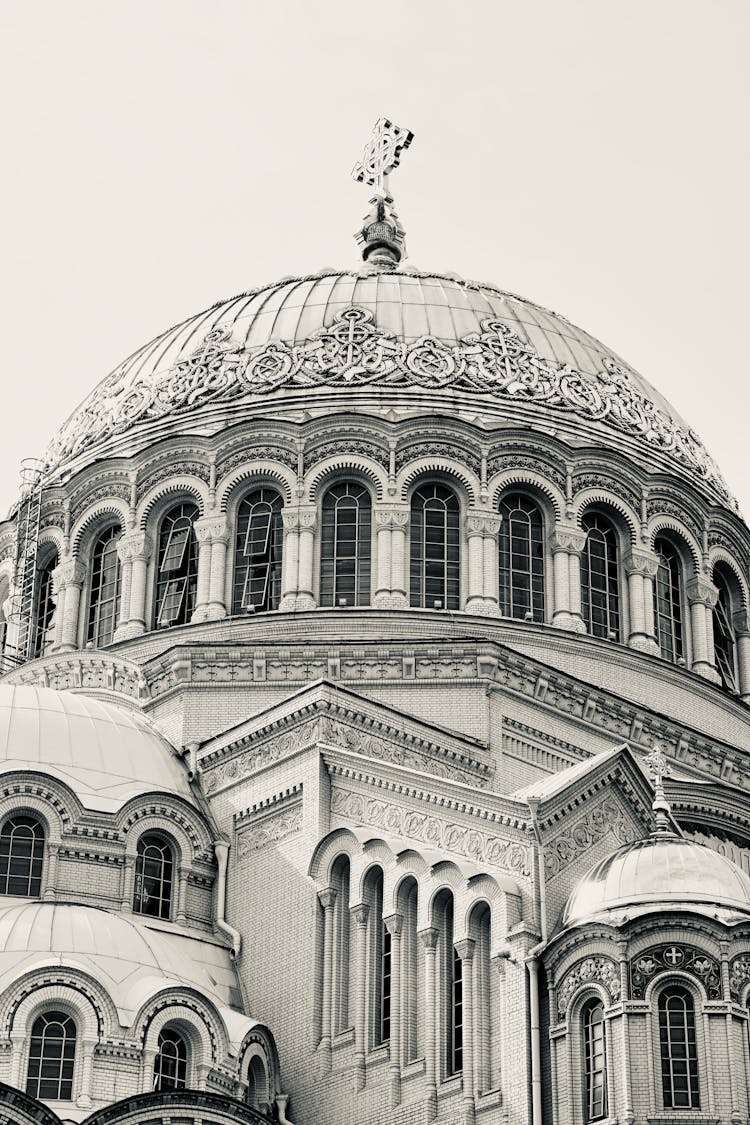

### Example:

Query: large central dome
xmin=45 ymin=267 xmax=731 ymax=506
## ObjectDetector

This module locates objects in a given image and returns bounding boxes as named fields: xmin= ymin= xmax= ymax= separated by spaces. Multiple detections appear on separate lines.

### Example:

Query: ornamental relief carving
xmin=573 ymin=472 xmax=640 ymax=513
xmin=136 ymin=459 xmax=211 ymax=502
xmin=236 ymin=802 xmax=302 ymax=857
xmin=395 ymin=441 xmax=481 ymax=477
xmin=486 ymin=453 xmax=566 ymax=493
xmin=217 ymin=444 xmax=297 ymax=474
xmin=70 ymin=482 xmax=132 ymax=525
xmin=304 ymin=439 xmax=389 ymax=472
xmin=729 ymin=954 xmax=750 ymax=1001
xmin=543 ymin=796 xmax=637 ymax=879
xmin=646 ymin=497 xmax=703 ymax=543
xmin=630 ymin=944 xmax=721 ymax=1000
xmin=8 ymin=655 xmax=146 ymax=699
xmin=330 ymin=786 xmax=531 ymax=877
xmin=45 ymin=307 xmax=733 ymax=506
xmin=556 ymin=956 xmax=621 ymax=1015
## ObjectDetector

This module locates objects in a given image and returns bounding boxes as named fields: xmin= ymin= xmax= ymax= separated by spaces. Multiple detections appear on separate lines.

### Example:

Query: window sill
xmin=401 ymin=1057 xmax=425 ymax=1081
xmin=438 ymin=1074 xmax=463 ymax=1095
xmin=332 ymin=1027 xmax=355 ymax=1050
xmin=476 ymin=1087 xmax=503 ymax=1110
xmin=646 ymin=1116 xmax=720 ymax=1125
xmin=366 ymin=1044 xmax=390 ymax=1067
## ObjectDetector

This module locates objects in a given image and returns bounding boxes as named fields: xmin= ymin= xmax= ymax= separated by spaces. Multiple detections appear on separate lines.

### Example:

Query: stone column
xmin=373 ymin=508 xmax=409 ymax=608
xmin=43 ymin=842 xmax=58 ymax=901
xmin=624 ymin=548 xmax=660 ymax=653
xmin=351 ymin=903 xmax=369 ymax=1090
xmin=374 ymin=518 xmax=392 ymax=606
xmin=465 ymin=514 xmax=501 ymax=616
xmin=48 ymin=566 xmax=67 ymax=653
xmin=115 ymin=531 xmax=153 ymax=639
xmin=52 ymin=559 xmax=87 ymax=652
xmin=318 ymin=886 xmax=336 ymax=1070
xmin=120 ymin=855 xmax=135 ymax=912
xmin=686 ymin=576 xmax=721 ymax=682
xmin=419 ymin=926 xmax=439 ymax=1119
xmin=141 ymin=1047 xmax=157 ymax=1093
xmin=384 ymin=912 xmax=404 ymax=1106
xmin=280 ymin=506 xmax=317 ymax=611
xmin=455 ymin=939 xmax=476 ymax=1125
xmin=734 ymin=615 xmax=750 ymax=702
xmin=549 ymin=526 xmax=587 ymax=632
xmin=77 ymin=1040 xmax=95 ymax=1108
xmin=192 ymin=515 xmax=229 ymax=622
xmin=390 ymin=511 xmax=408 ymax=605
xmin=279 ymin=509 xmax=301 ymax=611
xmin=176 ymin=865 xmax=188 ymax=924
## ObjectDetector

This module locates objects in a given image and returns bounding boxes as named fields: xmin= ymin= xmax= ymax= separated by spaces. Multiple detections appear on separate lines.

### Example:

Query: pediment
xmin=198 ymin=679 xmax=493 ymax=796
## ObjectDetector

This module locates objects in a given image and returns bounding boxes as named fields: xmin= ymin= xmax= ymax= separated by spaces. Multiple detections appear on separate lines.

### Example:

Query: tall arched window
xmin=34 ymin=553 xmax=58 ymax=658
xmin=245 ymin=1055 xmax=269 ymax=1111
xmin=582 ymin=998 xmax=608 ymax=1122
xmin=399 ymin=877 xmax=420 ymax=1063
xmin=133 ymin=834 xmax=173 ymax=919
xmin=410 ymin=484 xmax=460 ymax=610
xmin=469 ymin=902 xmax=492 ymax=1094
xmin=320 ymin=483 xmax=371 ymax=607
xmin=232 ymin=489 xmax=284 ymax=613
xmin=498 ymin=494 xmax=545 ymax=621
xmin=434 ymin=889 xmax=461 ymax=1076
xmin=658 ymin=986 xmax=700 ymax=1109
xmin=154 ymin=503 xmax=199 ymax=629
xmin=331 ymin=855 xmax=351 ymax=1034
xmin=0 ymin=815 xmax=44 ymax=897
xmin=87 ymin=526 xmax=122 ymax=646
xmin=153 ymin=1027 xmax=187 ymax=1091
xmin=26 ymin=1011 xmax=76 ymax=1100
xmin=364 ymin=867 xmax=389 ymax=1047
xmin=654 ymin=539 xmax=684 ymax=663
xmin=581 ymin=514 xmax=620 ymax=640
xmin=713 ymin=563 xmax=739 ymax=692
xmin=0 ymin=579 xmax=8 ymax=659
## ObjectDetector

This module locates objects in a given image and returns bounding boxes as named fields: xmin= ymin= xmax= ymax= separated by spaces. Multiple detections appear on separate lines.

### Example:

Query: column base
xmin=628 ymin=633 xmax=660 ymax=655
xmin=373 ymin=591 xmax=408 ymax=609
xmin=205 ymin=603 xmax=228 ymax=621
xmin=465 ymin=598 xmax=501 ymax=617
xmin=552 ymin=612 xmax=586 ymax=634
xmin=692 ymin=661 xmax=722 ymax=684
xmin=113 ymin=621 xmax=146 ymax=641
xmin=190 ymin=606 xmax=212 ymax=624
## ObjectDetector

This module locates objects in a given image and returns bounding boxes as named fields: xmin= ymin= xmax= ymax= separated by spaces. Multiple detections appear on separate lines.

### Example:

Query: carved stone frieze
xmin=556 ymin=956 xmax=621 ymax=1015
xmin=630 ymin=944 xmax=721 ymax=1000
xmin=136 ymin=460 xmax=210 ymax=502
xmin=304 ymin=439 xmax=389 ymax=472
xmin=573 ymin=472 xmax=640 ymax=513
xmin=45 ymin=307 xmax=734 ymax=506
xmin=544 ymin=796 xmax=637 ymax=878
xmin=217 ymin=444 xmax=297 ymax=474
xmin=486 ymin=453 xmax=566 ymax=493
xmin=646 ymin=497 xmax=703 ymax=543
xmin=4 ymin=654 xmax=147 ymax=699
xmin=395 ymin=441 xmax=481 ymax=477
xmin=330 ymin=786 xmax=531 ymax=877
xmin=70 ymin=482 xmax=131 ymax=526
xmin=236 ymin=802 xmax=302 ymax=856
xmin=729 ymin=954 xmax=750 ymax=1001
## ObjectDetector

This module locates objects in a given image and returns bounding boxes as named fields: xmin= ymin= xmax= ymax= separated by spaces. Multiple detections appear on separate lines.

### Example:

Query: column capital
xmin=384 ymin=912 xmax=404 ymax=938
xmin=193 ymin=514 xmax=229 ymax=544
xmin=282 ymin=505 xmax=318 ymax=532
xmin=374 ymin=507 xmax=409 ymax=529
xmin=350 ymin=902 xmax=369 ymax=926
xmin=454 ymin=937 xmax=476 ymax=962
xmin=686 ymin=575 xmax=719 ymax=608
xmin=624 ymin=547 xmax=660 ymax=578
xmin=52 ymin=558 xmax=87 ymax=590
xmin=549 ymin=524 xmax=586 ymax=555
xmin=418 ymin=925 xmax=439 ymax=951
xmin=465 ymin=511 xmax=501 ymax=538
xmin=117 ymin=530 xmax=153 ymax=563
xmin=318 ymin=886 xmax=337 ymax=910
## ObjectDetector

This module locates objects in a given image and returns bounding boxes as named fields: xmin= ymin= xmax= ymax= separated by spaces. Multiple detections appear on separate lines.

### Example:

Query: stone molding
xmin=116 ymin=531 xmax=153 ymax=563
xmin=235 ymin=801 xmax=302 ymax=857
xmin=686 ymin=575 xmax=719 ymax=609
xmin=549 ymin=526 xmax=587 ymax=554
xmin=193 ymin=515 xmax=230 ymax=544
xmin=623 ymin=548 xmax=660 ymax=578
xmin=556 ymin=956 xmax=621 ymax=1015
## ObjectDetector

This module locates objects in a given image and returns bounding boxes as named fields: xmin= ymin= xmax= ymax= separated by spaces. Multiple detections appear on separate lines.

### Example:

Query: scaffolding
xmin=2 ymin=458 xmax=46 ymax=672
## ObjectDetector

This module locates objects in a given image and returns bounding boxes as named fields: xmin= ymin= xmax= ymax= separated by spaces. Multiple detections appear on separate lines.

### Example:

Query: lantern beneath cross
xmin=353 ymin=117 xmax=414 ymax=269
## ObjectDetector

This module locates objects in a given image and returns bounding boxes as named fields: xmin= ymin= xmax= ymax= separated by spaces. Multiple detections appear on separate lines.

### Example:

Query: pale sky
xmin=1 ymin=1 xmax=748 ymax=520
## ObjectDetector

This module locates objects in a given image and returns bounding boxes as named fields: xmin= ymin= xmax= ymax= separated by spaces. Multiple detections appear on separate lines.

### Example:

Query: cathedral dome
xmin=0 ymin=685 xmax=192 ymax=812
xmin=562 ymin=834 xmax=750 ymax=928
xmin=44 ymin=267 xmax=732 ymax=507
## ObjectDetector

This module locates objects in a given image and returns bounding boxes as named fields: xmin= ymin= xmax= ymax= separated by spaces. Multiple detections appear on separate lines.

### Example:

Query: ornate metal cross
xmin=646 ymin=742 xmax=671 ymax=791
xmin=352 ymin=117 xmax=414 ymax=195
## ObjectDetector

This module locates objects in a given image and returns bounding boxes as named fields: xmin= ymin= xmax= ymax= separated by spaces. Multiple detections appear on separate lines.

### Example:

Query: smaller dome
xmin=0 ymin=684 xmax=193 ymax=812
xmin=563 ymin=834 xmax=750 ymax=928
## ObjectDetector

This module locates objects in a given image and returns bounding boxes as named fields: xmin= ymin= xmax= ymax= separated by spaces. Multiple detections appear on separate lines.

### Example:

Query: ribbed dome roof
xmin=0 ymin=685 xmax=192 ymax=812
xmin=45 ymin=267 xmax=731 ymax=505
xmin=563 ymin=834 xmax=750 ymax=928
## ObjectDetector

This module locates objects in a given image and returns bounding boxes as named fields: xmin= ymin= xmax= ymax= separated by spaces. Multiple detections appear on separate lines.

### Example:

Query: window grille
xmin=33 ymin=554 xmax=58 ymax=658
xmin=87 ymin=526 xmax=122 ymax=646
xmin=320 ymin=484 xmax=371 ymax=607
xmin=232 ymin=489 xmax=283 ymax=613
xmin=713 ymin=567 xmax=738 ymax=691
xmin=499 ymin=495 xmax=545 ymax=620
xmin=133 ymin=834 xmax=173 ymax=919
xmin=658 ymin=986 xmax=700 ymax=1109
xmin=582 ymin=999 xmax=608 ymax=1121
xmin=581 ymin=514 xmax=620 ymax=640
xmin=410 ymin=484 xmax=460 ymax=610
xmin=26 ymin=1012 xmax=76 ymax=1100
xmin=0 ymin=815 xmax=44 ymax=896
xmin=653 ymin=539 xmax=684 ymax=663
xmin=153 ymin=1027 xmax=187 ymax=1091
xmin=155 ymin=504 xmax=198 ymax=628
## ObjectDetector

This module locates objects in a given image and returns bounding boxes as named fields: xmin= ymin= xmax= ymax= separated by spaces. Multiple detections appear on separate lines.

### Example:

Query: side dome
xmin=562 ymin=834 xmax=750 ymax=928
xmin=0 ymin=684 xmax=192 ymax=812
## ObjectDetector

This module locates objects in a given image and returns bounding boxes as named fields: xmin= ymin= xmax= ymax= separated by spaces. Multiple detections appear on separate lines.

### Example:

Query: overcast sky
xmin=1 ymin=0 xmax=748 ymax=522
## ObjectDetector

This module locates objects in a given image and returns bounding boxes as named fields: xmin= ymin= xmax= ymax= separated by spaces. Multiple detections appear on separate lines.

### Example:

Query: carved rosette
xmin=556 ymin=956 xmax=621 ymax=1016
xmin=630 ymin=944 xmax=722 ymax=1000
xmin=729 ymin=954 xmax=750 ymax=1001
xmin=544 ymin=797 xmax=637 ymax=879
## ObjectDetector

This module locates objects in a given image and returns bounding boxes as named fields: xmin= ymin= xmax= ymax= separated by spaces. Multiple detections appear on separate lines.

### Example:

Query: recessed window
xmin=133 ymin=834 xmax=173 ymax=919
xmin=654 ymin=539 xmax=684 ymax=663
xmin=713 ymin=563 xmax=739 ymax=692
xmin=155 ymin=503 xmax=199 ymax=628
xmin=410 ymin=484 xmax=460 ymax=610
xmin=26 ymin=1011 xmax=76 ymax=1100
xmin=581 ymin=514 xmax=620 ymax=640
xmin=233 ymin=489 xmax=283 ymax=613
xmin=87 ymin=526 xmax=122 ymax=646
xmin=499 ymin=494 xmax=545 ymax=621
xmin=658 ymin=986 xmax=700 ymax=1109
xmin=582 ymin=999 xmax=608 ymax=1122
xmin=320 ymin=484 xmax=371 ymax=607
xmin=0 ymin=815 xmax=44 ymax=897
xmin=153 ymin=1027 xmax=187 ymax=1091
xmin=34 ymin=554 xmax=58 ymax=658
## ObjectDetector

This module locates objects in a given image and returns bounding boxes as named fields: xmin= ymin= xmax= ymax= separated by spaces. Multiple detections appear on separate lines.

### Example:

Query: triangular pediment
xmin=198 ymin=679 xmax=493 ymax=795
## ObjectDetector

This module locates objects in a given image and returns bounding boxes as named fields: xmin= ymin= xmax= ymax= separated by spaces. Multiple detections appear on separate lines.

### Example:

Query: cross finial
xmin=353 ymin=117 xmax=414 ymax=268
xmin=645 ymin=743 xmax=675 ymax=836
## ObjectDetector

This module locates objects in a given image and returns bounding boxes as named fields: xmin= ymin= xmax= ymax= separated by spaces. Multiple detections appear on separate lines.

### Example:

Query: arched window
xmin=320 ymin=484 xmax=371 ymax=607
xmin=0 ymin=815 xmax=44 ymax=897
xmin=469 ymin=902 xmax=492 ymax=1094
xmin=154 ymin=503 xmax=199 ymax=629
xmin=658 ymin=986 xmax=700 ymax=1109
xmin=26 ymin=1011 xmax=76 ymax=1100
xmin=654 ymin=539 xmax=684 ymax=663
xmin=232 ymin=489 xmax=284 ymax=613
xmin=364 ymin=867 xmax=389 ymax=1047
xmin=581 ymin=514 xmax=620 ymax=640
xmin=34 ymin=553 xmax=58 ymax=658
xmin=498 ymin=495 xmax=545 ymax=621
xmin=0 ymin=579 xmax=8 ymax=659
xmin=399 ymin=877 xmax=420 ymax=1063
xmin=713 ymin=564 xmax=739 ymax=692
xmin=582 ymin=998 xmax=608 ymax=1122
xmin=245 ymin=1055 xmax=269 ymax=1111
xmin=434 ymin=889 xmax=462 ymax=1076
xmin=87 ymin=526 xmax=122 ymax=646
xmin=410 ymin=484 xmax=460 ymax=610
xmin=153 ymin=1027 xmax=187 ymax=1091
xmin=133 ymin=834 xmax=173 ymax=919
xmin=331 ymin=855 xmax=351 ymax=1034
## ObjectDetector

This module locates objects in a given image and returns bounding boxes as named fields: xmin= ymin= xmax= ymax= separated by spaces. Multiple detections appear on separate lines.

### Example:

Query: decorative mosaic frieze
xmin=630 ymin=944 xmax=721 ymax=1000
xmin=556 ymin=956 xmax=621 ymax=1015
xmin=45 ymin=307 xmax=733 ymax=506
xmin=544 ymin=795 xmax=637 ymax=878
xmin=330 ymin=786 xmax=531 ymax=877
